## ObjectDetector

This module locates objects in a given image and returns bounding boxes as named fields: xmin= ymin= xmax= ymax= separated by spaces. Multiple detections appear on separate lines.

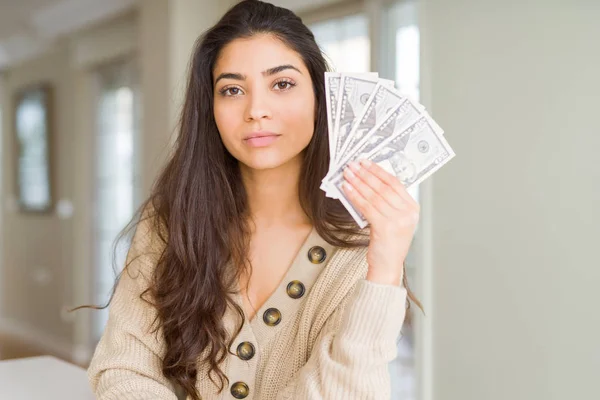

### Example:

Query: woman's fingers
xmin=342 ymin=166 xmax=394 ymax=218
xmin=346 ymin=161 xmax=406 ymax=211
xmin=359 ymin=159 xmax=419 ymax=208
xmin=341 ymin=180 xmax=378 ymax=222
xmin=340 ymin=160 xmax=421 ymax=286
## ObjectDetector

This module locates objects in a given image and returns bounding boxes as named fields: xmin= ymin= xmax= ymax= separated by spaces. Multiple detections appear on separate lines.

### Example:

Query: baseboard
xmin=0 ymin=317 xmax=92 ymax=365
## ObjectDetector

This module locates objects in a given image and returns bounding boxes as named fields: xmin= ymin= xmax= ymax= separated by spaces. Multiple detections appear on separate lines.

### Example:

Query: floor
xmin=0 ymin=333 xmax=80 ymax=366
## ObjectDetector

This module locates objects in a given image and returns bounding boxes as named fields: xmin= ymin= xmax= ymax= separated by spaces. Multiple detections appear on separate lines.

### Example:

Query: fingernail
xmin=343 ymin=181 xmax=353 ymax=191
xmin=360 ymin=159 xmax=372 ymax=167
xmin=344 ymin=167 xmax=355 ymax=178
xmin=348 ymin=161 xmax=360 ymax=171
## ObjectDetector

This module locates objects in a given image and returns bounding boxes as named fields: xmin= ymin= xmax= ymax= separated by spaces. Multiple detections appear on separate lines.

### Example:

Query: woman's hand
xmin=342 ymin=159 xmax=420 ymax=286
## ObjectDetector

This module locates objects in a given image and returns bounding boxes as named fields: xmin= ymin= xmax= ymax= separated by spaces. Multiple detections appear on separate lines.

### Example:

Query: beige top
xmin=87 ymin=217 xmax=408 ymax=400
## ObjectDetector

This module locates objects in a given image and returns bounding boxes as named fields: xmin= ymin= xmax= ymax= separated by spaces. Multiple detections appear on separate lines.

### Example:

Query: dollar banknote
xmin=324 ymin=72 xmax=341 ymax=162
xmin=332 ymin=75 xmax=395 ymax=165
xmin=325 ymin=72 xmax=378 ymax=163
xmin=328 ymin=115 xmax=455 ymax=228
xmin=321 ymin=96 xmax=424 ymax=197
xmin=336 ymin=82 xmax=413 ymax=168
xmin=321 ymin=71 xmax=455 ymax=228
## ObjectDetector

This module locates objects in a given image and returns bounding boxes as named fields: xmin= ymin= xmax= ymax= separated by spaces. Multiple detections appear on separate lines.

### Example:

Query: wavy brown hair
xmin=75 ymin=1 xmax=422 ymax=399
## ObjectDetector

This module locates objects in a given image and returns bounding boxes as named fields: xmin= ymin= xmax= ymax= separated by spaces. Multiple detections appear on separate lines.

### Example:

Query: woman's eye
xmin=220 ymin=81 xmax=295 ymax=96
xmin=274 ymin=80 xmax=296 ymax=90
xmin=222 ymin=87 xmax=241 ymax=96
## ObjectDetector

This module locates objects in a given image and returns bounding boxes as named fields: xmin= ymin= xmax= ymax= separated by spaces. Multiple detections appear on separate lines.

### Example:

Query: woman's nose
xmin=245 ymin=90 xmax=272 ymax=121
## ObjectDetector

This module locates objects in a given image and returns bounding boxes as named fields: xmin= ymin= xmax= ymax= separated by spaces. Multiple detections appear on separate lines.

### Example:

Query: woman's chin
xmin=240 ymin=151 xmax=296 ymax=171
xmin=245 ymin=158 xmax=285 ymax=171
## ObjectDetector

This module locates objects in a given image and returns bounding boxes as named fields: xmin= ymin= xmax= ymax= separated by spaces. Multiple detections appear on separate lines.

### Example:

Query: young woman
xmin=86 ymin=1 xmax=421 ymax=399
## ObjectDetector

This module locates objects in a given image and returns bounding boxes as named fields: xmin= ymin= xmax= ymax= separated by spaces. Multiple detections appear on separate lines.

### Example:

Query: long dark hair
xmin=75 ymin=1 xmax=422 ymax=399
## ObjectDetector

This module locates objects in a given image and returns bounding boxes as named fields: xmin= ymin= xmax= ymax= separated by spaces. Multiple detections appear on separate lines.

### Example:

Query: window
xmin=14 ymin=86 xmax=52 ymax=212
xmin=385 ymin=2 xmax=420 ymax=399
xmin=92 ymin=60 xmax=141 ymax=342
xmin=392 ymin=5 xmax=420 ymax=102
xmin=309 ymin=13 xmax=370 ymax=73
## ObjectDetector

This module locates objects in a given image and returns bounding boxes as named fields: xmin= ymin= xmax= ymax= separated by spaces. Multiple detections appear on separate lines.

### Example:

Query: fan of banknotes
xmin=321 ymin=72 xmax=456 ymax=228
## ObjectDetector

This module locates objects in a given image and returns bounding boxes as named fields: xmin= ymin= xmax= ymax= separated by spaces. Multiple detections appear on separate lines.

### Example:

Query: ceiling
xmin=0 ymin=0 xmax=137 ymax=70
xmin=0 ymin=0 xmax=346 ymax=70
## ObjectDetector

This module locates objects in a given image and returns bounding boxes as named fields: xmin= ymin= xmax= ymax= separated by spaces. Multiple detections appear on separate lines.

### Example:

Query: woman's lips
xmin=244 ymin=135 xmax=280 ymax=148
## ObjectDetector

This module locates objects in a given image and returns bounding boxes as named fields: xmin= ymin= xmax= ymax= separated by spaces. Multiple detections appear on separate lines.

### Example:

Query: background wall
xmin=420 ymin=0 xmax=600 ymax=399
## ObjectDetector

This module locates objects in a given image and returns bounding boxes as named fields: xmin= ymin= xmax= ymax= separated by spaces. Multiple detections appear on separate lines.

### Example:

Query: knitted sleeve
xmin=276 ymin=279 xmax=408 ymax=400
xmin=86 ymin=214 xmax=178 ymax=400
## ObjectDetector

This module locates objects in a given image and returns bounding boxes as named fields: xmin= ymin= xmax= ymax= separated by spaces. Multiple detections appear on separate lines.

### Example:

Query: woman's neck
xmin=240 ymin=155 xmax=310 ymax=230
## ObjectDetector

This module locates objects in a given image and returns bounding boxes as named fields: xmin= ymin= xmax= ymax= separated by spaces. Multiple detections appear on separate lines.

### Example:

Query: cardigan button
xmin=307 ymin=246 xmax=327 ymax=264
xmin=230 ymin=381 xmax=249 ymax=399
xmin=236 ymin=341 xmax=255 ymax=361
xmin=263 ymin=308 xmax=282 ymax=326
xmin=286 ymin=280 xmax=306 ymax=299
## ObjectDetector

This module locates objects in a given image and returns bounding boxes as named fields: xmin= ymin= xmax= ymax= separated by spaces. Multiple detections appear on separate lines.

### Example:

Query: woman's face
xmin=213 ymin=34 xmax=316 ymax=170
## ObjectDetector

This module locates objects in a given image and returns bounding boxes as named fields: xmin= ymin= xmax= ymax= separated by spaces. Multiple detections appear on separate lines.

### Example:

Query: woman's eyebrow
xmin=214 ymin=64 xmax=301 ymax=84
xmin=263 ymin=64 xmax=301 ymax=77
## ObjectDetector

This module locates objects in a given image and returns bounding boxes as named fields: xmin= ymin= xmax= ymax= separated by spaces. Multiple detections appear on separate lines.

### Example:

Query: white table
xmin=0 ymin=355 xmax=95 ymax=399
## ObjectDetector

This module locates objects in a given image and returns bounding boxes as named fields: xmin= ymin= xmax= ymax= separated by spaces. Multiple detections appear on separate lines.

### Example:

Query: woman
xmin=86 ymin=1 xmax=421 ymax=399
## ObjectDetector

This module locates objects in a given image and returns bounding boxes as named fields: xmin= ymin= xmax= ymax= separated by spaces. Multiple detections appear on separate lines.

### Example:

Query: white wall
xmin=0 ymin=11 xmax=140 ymax=364
xmin=0 ymin=73 xmax=4 ymax=318
xmin=420 ymin=0 xmax=600 ymax=399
